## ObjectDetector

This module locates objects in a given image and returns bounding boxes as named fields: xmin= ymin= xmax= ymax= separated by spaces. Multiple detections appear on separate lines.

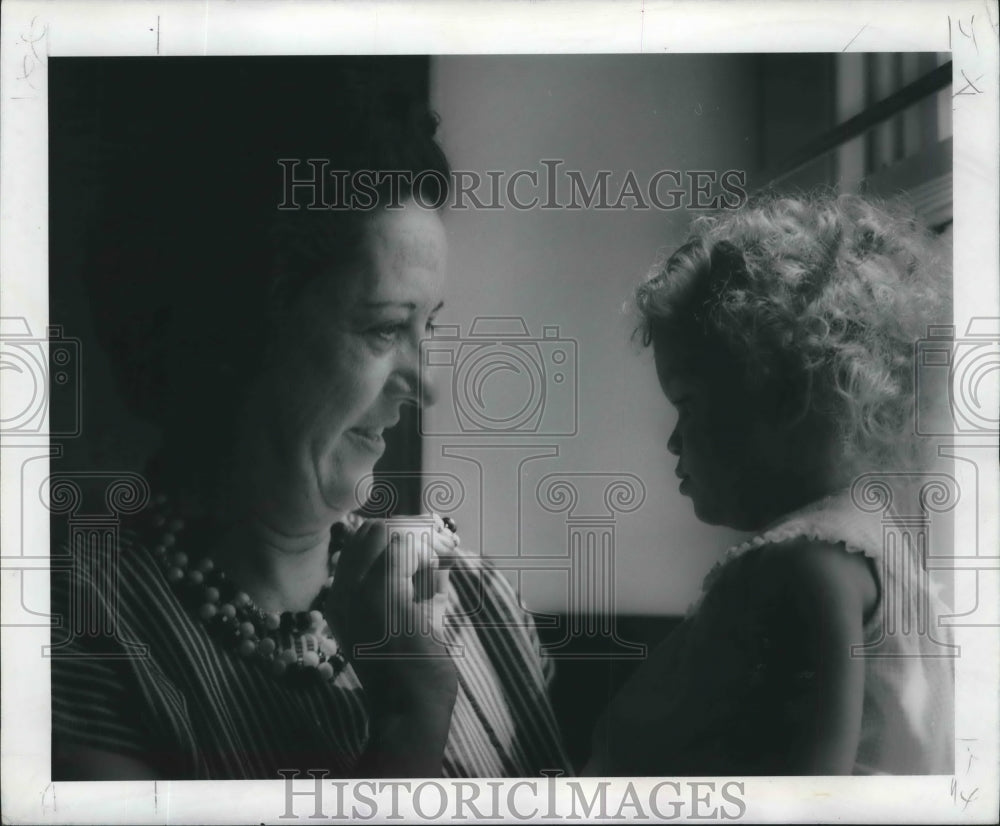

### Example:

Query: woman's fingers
xmin=385 ymin=526 xmax=434 ymax=579
xmin=336 ymin=519 xmax=388 ymax=588
xmin=336 ymin=516 xmax=457 ymax=609
xmin=433 ymin=567 xmax=451 ymax=596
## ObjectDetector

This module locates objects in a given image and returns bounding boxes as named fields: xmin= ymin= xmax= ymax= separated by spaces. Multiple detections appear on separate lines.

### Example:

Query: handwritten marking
xmin=951 ymin=737 xmax=982 ymax=812
xmin=14 ymin=16 xmax=48 ymax=92
xmin=42 ymin=782 xmax=56 ymax=812
xmin=640 ymin=0 xmax=645 ymax=53
xmin=950 ymin=776 xmax=977 ymax=810
xmin=957 ymin=17 xmax=979 ymax=54
xmin=841 ymin=23 xmax=867 ymax=52
xmin=954 ymin=70 xmax=984 ymax=97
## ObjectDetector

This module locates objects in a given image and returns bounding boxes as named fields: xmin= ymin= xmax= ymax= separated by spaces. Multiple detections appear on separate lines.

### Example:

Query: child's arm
xmin=756 ymin=539 xmax=878 ymax=775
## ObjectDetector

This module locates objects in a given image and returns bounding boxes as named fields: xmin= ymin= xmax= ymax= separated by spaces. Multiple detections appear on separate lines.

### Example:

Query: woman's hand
xmin=325 ymin=517 xmax=459 ymax=776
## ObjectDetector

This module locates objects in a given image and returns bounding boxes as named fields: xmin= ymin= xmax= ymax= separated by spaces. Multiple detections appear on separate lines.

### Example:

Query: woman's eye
xmin=368 ymin=323 xmax=405 ymax=345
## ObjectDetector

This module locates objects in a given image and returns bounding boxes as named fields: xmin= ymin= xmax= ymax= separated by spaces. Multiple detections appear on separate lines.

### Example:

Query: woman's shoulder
xmin=448 ymin=548 xmax=519 ymax=607
xmin=50 ymin=516 xmax=186 ymax=656
xmin=51 ymin=520 xmax=163 ymax=595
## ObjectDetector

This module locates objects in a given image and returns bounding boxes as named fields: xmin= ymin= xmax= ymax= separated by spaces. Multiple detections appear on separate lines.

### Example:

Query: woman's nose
xmin=417 ymin=364 xmax=436 ymax=408
xmin=392 ymin=345 xmax=436 ymax=408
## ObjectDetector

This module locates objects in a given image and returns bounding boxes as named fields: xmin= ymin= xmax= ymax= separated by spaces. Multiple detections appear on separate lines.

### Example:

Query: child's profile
xmin=586 ymin=191 xmax=954 ymax=776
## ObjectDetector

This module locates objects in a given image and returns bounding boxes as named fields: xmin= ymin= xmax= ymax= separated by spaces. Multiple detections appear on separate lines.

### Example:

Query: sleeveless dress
xmin=586 ymin=491 xmax=955 ymax=775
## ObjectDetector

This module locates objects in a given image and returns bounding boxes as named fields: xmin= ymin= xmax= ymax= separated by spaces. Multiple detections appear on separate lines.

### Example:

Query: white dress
xmin=587 ymin=490 xmax=955 ymax=775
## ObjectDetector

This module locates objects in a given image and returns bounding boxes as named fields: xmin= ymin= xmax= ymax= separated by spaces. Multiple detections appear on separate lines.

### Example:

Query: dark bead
xmin=285 ymin=663 xmax=304 ymax=688
xmin=206 ymin=569 xmax=227 ymax=587
xmin=208 ymin=614 xmax=240 ymax=644
xmin=295 ymin=611 xmax=311 ymax=631
xmin=218 ymin=579 xmax=238 ymax=602
xmin=279 ymin=612 xmax=295 ymax=634
xmin=330 ymin=522 xmax=347 ymax=550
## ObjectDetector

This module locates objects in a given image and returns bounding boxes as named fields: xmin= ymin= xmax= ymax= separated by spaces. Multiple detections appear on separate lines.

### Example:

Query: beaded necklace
xmin=144 ymin=497 xmax=516 ymax=768
xmin=144 ymin=495 xmax=353 ymax=686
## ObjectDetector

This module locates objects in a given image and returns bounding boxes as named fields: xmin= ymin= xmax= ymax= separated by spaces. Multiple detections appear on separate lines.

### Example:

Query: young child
xmin=586 ymin=192 xmax=954 ymax=775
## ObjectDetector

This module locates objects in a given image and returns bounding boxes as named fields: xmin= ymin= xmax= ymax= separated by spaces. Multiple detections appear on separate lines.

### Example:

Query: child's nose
xmin=666 ymin=425 xmax=681 ymax=455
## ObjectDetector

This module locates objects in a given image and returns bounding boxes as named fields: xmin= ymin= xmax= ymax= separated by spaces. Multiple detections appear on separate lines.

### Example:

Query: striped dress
xmin=50 ymin=516 xmax=571 ymax=779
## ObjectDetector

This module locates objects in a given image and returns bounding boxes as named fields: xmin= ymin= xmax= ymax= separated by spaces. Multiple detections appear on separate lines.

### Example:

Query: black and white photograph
xmin=2 ymin=1 xmax=998 ymax=823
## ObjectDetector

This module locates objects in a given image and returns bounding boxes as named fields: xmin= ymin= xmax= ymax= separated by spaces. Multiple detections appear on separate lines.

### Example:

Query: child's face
xmin=653 ymin=338 xmax=809 ymax=531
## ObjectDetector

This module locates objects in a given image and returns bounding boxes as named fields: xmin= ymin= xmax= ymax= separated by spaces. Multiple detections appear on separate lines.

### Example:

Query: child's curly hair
xmin=635 ymin=191 xmax=951 ymax=474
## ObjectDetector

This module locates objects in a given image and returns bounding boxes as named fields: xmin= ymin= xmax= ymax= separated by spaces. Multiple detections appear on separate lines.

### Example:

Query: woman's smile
xmin=346 ymin=426 xmax=387 ymax=452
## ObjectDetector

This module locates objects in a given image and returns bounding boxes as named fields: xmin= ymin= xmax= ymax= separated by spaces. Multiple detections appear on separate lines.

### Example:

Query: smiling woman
xmin=49 ymin=57 xmax=569 ymax=780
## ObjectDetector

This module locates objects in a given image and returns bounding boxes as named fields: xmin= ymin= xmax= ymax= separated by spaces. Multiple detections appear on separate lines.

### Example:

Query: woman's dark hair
xmin=81 ymin=58 xmax=450 ymax=497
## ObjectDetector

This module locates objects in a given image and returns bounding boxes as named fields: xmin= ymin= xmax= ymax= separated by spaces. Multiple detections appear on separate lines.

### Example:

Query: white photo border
xmin=1 ymin=0 xmax=997 ymax=823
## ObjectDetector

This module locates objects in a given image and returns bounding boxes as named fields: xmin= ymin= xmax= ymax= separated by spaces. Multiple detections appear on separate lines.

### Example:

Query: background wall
xmin=427 ymin=55 xmax=761 ymax=616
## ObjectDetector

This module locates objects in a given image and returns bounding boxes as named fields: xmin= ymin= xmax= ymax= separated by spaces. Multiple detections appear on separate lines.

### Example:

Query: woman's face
xmin=247 ymin=202 xmax=446 ymax=530
xmin=653 ymin=338 xmax=805 ymax=532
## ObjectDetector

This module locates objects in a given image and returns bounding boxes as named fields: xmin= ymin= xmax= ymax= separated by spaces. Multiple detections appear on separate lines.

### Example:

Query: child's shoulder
xmin=747 ymin=537 xmax=879 ymax=623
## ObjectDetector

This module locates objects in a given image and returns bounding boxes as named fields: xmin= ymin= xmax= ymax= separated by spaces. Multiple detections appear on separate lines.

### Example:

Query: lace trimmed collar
xmin=685 ymin=490 xmax=882 ymax=616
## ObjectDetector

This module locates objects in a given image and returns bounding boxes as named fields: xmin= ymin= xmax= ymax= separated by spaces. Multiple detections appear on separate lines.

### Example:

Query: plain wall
xmin=427 ymin=55 xmax=760 ymax=616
